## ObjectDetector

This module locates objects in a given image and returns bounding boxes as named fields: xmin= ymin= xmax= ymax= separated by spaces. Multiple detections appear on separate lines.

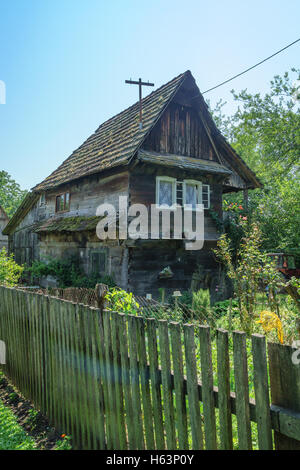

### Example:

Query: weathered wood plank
xmin=199 ymin=325 xmax=217 ymax=449
xmin=183 ymin=324 xmax=203 ymax=450
xmin=65 ymin=301 xmax=80 ymax=448
xmin=169 ymin=322 xmax=189 ymax=450
xmin=127 ymin=315 xmax=145 ymax=450
xmin=90 ymin=307 xmax=106 ymax=450
xmin=103 ymin=310 xmax=119 ymax=449
xmin=233 ymin=331 xmax=252 ymax=450
xmin=251 ymin=334 xmax=273 ymax=450
xmin=158 ymin=320 xmax=176 ymax=449
xmin=135 ymin=316 xmax=155 ymax=450
xmin=146 ymin=318 xmax=165 ymax=450
xmin=268 ymin=341 xmax=300 ymax=450
xmin=216 ymin=328 xmax=233 ymax=450
xmin=110 ymin=311 xmax=127 ymax=450
xmin=95 ymin=309 xmax=112 ymax=449
xmin=117 ymin=313 xmax=135 ymax=449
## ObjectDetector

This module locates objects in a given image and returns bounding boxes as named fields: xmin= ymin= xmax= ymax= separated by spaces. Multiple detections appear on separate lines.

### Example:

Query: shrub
xmin=192 ymin=288 xmax=210 ymax=311
xmin=0 ymin=248 xmax=23 ymax=287
xmin=105 ymin=288 xmax=140 ymax=315
xmin=212 ymin=298 xmax=239 ymax=318
xmin=214 ymin=221 xmax=285 ymax=334
xmin=24 ymin=257 xmax=115 ymax=288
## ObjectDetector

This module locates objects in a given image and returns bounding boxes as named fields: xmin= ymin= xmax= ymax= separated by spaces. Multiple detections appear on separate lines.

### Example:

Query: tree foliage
xmin=214 ymin=221 xmax=284 ymax=335
xmin=211 ymin=69 xmax=300 ymax=262
xmin=0 ymin=248 xmax=24 ymax=287
xmin=0 ymin=171 xmax=28 ymax=218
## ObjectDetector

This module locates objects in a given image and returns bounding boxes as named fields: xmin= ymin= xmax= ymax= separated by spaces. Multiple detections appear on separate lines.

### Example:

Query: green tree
xmin=211 ymin=69 xmax=300 ymax=262
xmin=0 ymin=171 xmax=28 ymax=218
xmin=0 ymin=248 xmax=23 ymax=287
xmin=214 ymin=221 xmax=283 ymax=335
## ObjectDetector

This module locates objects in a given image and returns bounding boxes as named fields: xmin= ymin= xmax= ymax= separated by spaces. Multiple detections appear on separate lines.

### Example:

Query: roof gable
xmin=33 ymin=70 xmax=261 ymax=192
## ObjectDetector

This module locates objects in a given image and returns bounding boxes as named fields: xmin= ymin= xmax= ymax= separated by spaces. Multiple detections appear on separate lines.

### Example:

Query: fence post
xmin=268 ymin=342 xmax=300 ymax=450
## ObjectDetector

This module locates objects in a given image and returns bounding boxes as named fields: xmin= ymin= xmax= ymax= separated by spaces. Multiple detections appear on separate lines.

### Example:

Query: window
xmin=39 ymin=193 xmax=46 ymax=206
xmin=182 ymin=180 xmax=210 ymax=209
xmin=156 ymin=177 xmax=210 ymax=209
xmin=55 ymin=192 xmax=70 ymax=212
xmin=183 ymin=180 xmax=202 ymax=209
xmin=202 ymin=184 xmax=210 ymax=209
xmin=156 ymin=177 xmax=176 ymax=207
xmin=90 ymin=250 xmax=107 ymax=276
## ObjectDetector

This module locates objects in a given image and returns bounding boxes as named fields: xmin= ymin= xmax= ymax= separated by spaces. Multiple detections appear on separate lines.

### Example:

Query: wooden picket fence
xmin=0 ymin=285 xmax=300 ymax=450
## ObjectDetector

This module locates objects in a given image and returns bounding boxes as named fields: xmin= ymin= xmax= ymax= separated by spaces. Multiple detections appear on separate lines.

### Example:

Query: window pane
xmin=186 ymin=184 xmax=198 ymax=208
xmin=56 ymin=195 xmax=64 ymax=212
xmin=159 ymin=181 xmax=173 ymax=206
xmin=202 ymin=185 xmax=210 ymax=209
xmin=59 ymin=196 xmax=64 ymax=211
xmin=65 ymin=193 xmax=70 ymax=210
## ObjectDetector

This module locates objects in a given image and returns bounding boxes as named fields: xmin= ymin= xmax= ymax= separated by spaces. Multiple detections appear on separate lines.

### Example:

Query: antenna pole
xmin=125 ymin=78 xmax=154 ymax=128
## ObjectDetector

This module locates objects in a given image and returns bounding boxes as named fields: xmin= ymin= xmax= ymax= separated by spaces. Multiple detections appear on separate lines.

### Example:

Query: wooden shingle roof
xmin=34 ymin=71 xmax=189 ymax=191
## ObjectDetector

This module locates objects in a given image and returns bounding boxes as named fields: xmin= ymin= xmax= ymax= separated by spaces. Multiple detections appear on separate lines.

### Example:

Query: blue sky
xmin=0 ymin=0 xmax=299 ymax=190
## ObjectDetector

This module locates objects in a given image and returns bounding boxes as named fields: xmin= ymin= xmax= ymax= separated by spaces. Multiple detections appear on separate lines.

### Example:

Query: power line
xmin=201 ymin=38 xmax=300 ymax=94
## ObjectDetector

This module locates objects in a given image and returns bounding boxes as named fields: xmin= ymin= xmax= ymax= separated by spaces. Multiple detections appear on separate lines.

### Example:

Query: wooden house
xmin=0 ymin=206 xmax=9 ymax=251
xmin=3 ymin=71 xmax=261 ymax=299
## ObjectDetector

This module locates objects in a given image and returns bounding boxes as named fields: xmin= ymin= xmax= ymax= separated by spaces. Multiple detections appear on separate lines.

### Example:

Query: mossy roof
xmin=34 ymin=216 xmax=103 ymax=233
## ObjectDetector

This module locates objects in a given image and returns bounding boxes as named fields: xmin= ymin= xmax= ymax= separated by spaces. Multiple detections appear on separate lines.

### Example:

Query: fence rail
xmin=0 ymin=286 xmax=300 ymax=450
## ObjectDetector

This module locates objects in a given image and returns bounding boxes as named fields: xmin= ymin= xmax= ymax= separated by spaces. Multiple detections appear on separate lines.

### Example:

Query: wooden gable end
xmin=142 ymin=100 xmax=218 ymax=162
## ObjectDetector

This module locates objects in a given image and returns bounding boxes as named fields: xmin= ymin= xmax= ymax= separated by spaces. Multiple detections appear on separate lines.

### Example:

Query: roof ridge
xmin=94 ymin=70 xmax=189 ymax=133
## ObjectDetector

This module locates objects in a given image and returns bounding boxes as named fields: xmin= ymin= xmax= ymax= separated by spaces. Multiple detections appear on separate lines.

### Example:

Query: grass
xmin=0 ymin=398 xmax=37 ymax=450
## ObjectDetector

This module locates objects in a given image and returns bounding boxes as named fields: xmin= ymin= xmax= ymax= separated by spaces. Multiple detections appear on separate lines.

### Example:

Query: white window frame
xmin=183 ymin=179 xmax=203 ymax=210
xmin=202 ymin=184 xmax=210 ymax=210
xmin=156 ymin=176 xmax=177 ymax=208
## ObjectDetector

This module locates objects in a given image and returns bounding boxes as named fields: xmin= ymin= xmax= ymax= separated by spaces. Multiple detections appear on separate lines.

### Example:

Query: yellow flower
xmin=257 ymin=310 xmax=284 ymax=344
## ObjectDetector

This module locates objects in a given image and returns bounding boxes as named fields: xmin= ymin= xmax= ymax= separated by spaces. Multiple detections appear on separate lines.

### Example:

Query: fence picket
xmin=135 ymin=316 xmax=155 ymax=450
xmin=90 ymin=307 xmax=106 ymax=450
xmin=251 ymin=334 xmax=273 ymax=450
xmin=110 ymin=311 xmax=127 ymax=450
xmin=97 ymin=311 xmax=113 ymax=449
xmin=146 ymin=318 xmax=165 ymax=450
xmin=216 ymin=328 xmax=233 ymax=450
xmin=127 ymin=315 xmax=145 ymax=450
xmin=233 ymin=331 xmax=252 ymax=450
xmin=169 ymin=322 xmax=189 ymax=450
xmin=81 ymin=305 xmax=97 ymax=449
xmin=183 ymin=324 xmax=204 ymax=450
xmin=65 ymin=301 xmax=79 ymax=448
xmin=199 ymin=325 xmax=217 ymax=450
xmin=103 ymin=310 xmax=119 ymax=449
xmin=116 ymin=313 xmax=135 ymax=449
xmin=158 ymin=320 xmax=177 ymax=449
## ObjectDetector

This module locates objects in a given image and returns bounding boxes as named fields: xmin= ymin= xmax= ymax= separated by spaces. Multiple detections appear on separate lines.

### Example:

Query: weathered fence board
xmin=136 ymin=316 xmax=155 ymax=450
xmin=183 ymin=324 xmax=204 ymax=450
xmin=233 ymin=331 xmax=252 ymax=450
xmin=158 ymin=320 xmax=176 ymax=449
xmin=199 ymin=325 xmax=217 ymax=450
xmin=169 ymin=322 xmax=189 ymax=449
xmin=127 ymin=315 xmax=145 ymax=450
xmin=252 ymin=334 xmax=273 ymax=450
xmin=268 ymin=342 xmax=300 ymax=450
xmin=147 ymin=318 xmax=165 ymax=450
xmin=1 ymin=286 xmax=300 ymax=450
